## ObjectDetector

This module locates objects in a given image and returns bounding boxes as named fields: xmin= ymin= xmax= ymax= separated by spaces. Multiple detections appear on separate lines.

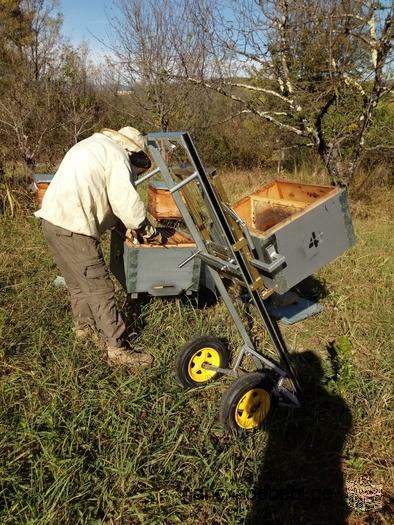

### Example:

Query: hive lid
xmin=33 ymin=173 xmax=54 ymax=184
xmin=149 ymin=180 xmax=169 ymax=190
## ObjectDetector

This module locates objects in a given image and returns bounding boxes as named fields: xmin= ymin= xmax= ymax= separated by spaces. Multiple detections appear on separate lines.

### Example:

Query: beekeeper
xmin=35 ymin=127 xmax=159 ymax=367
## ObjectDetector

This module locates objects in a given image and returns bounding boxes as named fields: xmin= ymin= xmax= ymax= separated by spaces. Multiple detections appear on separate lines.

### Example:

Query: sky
xmin=60 ymin=0 xmax=115 ymax=59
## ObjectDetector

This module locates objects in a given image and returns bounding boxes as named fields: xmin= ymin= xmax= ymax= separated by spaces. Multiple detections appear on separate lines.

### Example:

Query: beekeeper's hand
xmin=128 ymin=218 xmax=162 ymax=245
xmin=144 ymin=231 xmax=163 ymax=245
xmin=136 ymin=218 xmax=157 ymax=240
xmin=138 ymin=219 xmax=163 ymax=245
xmin=125 ymin=228 xmax=140 ymax=245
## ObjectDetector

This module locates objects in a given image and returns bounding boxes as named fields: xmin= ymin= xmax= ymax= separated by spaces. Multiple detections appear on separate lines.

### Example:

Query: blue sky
xmin=60 ymin=0 xmax=115 ymax=57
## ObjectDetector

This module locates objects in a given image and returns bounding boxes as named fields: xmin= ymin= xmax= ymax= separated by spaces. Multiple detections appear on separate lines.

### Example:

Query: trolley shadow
xmin=246 ymin=350 xmax=352 ymax=525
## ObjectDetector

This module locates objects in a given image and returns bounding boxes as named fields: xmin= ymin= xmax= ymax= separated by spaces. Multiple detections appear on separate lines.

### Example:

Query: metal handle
xmin=221 ymin=203 xmax=256 ymax=251
xmin=170 ymin=171 xmax=198 ymax=193
xmin=251 ymin=243 xmax=286 ymax=274
xmin=178 ymin=248 xmax=202 ymax=268
xmin=135 ymin=166 xmax=161 ymax=187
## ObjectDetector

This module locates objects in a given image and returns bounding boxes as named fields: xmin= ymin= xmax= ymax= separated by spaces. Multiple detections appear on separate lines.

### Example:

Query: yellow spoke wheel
xmin=220 ymin=372 xmax=275 ymax=434
xmin=176 ymin=336 xmax=230 ymax=388
xmin=188 ymin=347 xmax=221 ymax=382
xmin=235 ymin=388 xmax=271 ymax=429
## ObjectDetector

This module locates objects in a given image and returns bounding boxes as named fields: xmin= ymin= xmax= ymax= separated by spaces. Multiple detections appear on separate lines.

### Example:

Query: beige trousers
xmin=42 ymin=219 xmax=125 ymax=347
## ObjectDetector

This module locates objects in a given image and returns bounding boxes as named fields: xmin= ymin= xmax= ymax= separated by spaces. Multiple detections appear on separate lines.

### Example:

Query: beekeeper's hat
xmin=100 ymin=126 xmax=148 ymax=154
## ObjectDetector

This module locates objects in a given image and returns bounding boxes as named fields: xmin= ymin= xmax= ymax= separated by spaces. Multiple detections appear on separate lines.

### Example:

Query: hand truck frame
xmin=137 ymin=131 xmax=303 ymax=433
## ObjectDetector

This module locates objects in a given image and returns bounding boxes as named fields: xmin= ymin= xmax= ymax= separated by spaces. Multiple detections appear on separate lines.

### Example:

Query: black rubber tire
xmin=176 ymin=335 xmax=230 ymax=388
xmin=219 ymin=372 xmax=275 ymax=435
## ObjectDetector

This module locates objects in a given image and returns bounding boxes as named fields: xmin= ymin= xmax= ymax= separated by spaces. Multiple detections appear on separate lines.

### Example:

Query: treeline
xmin=0 ymin=0 xmax=392 ymax=189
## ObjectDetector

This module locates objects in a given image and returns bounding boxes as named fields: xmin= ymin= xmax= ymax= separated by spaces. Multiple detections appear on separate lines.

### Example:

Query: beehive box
xmin=232 ymin=180 xmax=356 ymax=294
xmin=110 ymin=228 xmax=211 ymax=297
xmin=147 ymin=180 xmax=182 ymax=220
xmin=147 ymin=167 xmax=216 ymax=221
xmin=33 ymin=173 xmax=53 ymax=209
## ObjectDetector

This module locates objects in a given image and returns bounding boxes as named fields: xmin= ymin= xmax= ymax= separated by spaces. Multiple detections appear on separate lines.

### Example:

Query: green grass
xmin=0 ymin=182 xmax=393 ymax=524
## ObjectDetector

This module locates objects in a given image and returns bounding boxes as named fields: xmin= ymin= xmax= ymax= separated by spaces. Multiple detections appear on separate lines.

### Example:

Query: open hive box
xmin=147 ymin=180 xmax=183 ymax=220
xmin=147 ymin=168 xmax=216 ymax=221
xmin=232 ymin=180 xmax=356 ymax=294
xmin=110 ymin=227 xmax=212 ymax=297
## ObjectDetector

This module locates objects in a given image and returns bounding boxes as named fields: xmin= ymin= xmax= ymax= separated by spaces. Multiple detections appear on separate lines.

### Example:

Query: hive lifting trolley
xmin=138 ymin=131 xmax=302 ymax=433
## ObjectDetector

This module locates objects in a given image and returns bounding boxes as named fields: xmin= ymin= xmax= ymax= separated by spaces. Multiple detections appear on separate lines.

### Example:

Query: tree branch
xmin=183 ymin=76 xmax=306 ymax=136
xmin=315 ymin=94 xmax=337 ymax=155
xmin=342 ymin=74 xmax=367 ymax=104
xmin=220 ymin=80 xmax=297 ymax=107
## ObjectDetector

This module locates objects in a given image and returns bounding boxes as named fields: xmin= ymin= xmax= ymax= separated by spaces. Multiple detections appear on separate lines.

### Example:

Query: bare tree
xmin=0 ymin=87 xmax=57 ymax=170
xmin=0 ymin=1 xmax=100 ymax=171
xmin=58 ymin=44 xmax=99 ymax=145
xmin=180 ymin=0 xmax=393 ymax=186
xmin=0 ymin=0 xmax=58 ymax=168
xmin=0 ymin=0 xmax=63 ymax=171
xmin=106 ymin=0 xmax=206 ymax=133
xmin=23 ymin=0 xmax=63 ymax=82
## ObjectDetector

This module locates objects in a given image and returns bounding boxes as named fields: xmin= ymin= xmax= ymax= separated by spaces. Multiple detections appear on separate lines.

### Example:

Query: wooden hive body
xmin=147 ymin=181 xmax=182 ymax=220
xmin=232 ymin=180 xmax=355 ymax=293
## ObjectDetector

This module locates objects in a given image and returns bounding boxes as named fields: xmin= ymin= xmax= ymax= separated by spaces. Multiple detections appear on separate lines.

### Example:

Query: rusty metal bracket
xmin=232 ymin=237 xmax=248 ymax=252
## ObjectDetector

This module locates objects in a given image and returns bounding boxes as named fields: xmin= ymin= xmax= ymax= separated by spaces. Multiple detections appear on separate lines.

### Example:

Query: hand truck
xmin=137 ymin=131 xmax=302 ymax=434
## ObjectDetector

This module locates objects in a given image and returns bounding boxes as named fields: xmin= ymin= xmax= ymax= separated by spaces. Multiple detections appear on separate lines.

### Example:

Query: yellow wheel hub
xmin=235 ymin=388 xmax=271 ymax=429
xmin=188 ymin=347 xmax=221 ymax=382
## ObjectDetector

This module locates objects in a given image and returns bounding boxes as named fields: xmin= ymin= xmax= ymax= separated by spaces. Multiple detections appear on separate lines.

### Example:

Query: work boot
xmin=73 ymin=324 xmax=95 ymax=341
xmin=107 ymin=346 xmax=154 ymax=367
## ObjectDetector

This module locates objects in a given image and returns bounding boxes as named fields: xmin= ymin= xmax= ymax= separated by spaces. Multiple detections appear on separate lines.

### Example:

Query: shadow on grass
xmin=293 ymin=275 xmax=330 ymax=301
xmin=246 ymin=350 xmax=352 ymax=525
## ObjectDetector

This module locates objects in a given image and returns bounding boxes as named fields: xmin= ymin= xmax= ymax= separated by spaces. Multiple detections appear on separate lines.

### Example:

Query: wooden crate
xmin=147 ymin=180 xmax=182 ymax=220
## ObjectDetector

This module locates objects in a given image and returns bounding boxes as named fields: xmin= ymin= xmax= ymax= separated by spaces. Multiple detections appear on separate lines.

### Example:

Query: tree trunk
xmin=319 ymin=145 xmax=346 ymax=187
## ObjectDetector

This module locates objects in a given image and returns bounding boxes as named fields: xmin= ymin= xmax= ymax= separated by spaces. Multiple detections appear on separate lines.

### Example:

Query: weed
xmin=326 ymin=336 xmax=354 ymax=395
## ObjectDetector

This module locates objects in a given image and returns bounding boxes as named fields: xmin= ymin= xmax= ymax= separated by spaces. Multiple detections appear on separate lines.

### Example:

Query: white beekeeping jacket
xmin=35 ymin=132 xmax=146 ymax=239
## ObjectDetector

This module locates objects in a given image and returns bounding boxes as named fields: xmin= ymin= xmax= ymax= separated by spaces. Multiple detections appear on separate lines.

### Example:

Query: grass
xmin=0 ymin=173 xmax=393 ymax=524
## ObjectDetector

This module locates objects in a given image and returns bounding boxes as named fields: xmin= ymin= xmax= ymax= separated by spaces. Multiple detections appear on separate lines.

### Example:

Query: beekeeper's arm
xmin=106 ymin=156 xmax=155 ymax=237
